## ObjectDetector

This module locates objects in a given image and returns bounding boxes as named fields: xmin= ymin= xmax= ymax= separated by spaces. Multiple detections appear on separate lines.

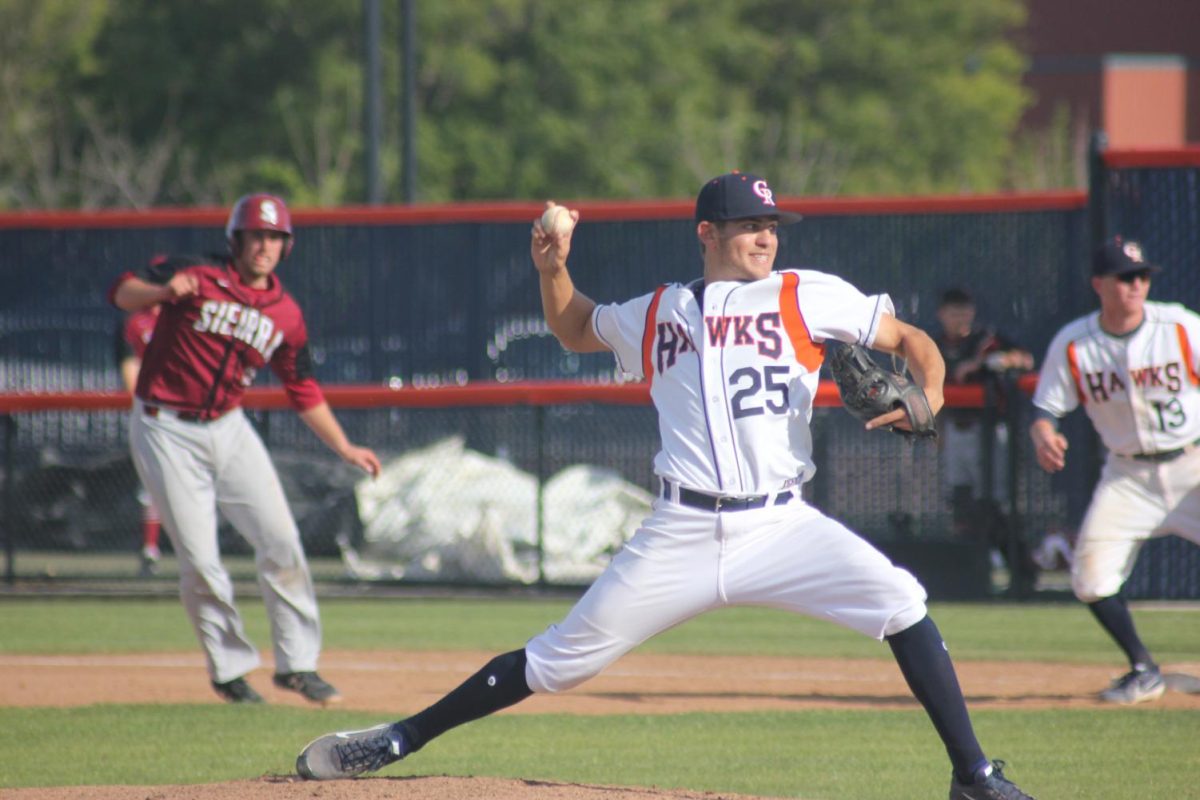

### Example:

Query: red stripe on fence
xmin=1103 ymin=148 xmax=1200 ymax=168
xmin=0 ymin=191 xmax=1087 ymax=229
xmin=0 ymin=380 xmax=1017 ymax=414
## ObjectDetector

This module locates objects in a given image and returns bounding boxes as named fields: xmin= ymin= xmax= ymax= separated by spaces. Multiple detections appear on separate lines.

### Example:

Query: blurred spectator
xmin=934 ymin=288 xmax=1038 ymax=594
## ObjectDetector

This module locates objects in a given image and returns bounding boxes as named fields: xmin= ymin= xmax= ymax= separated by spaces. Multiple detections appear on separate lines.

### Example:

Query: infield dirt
xmin=4 ymin=649 xmax=1198 ymax=799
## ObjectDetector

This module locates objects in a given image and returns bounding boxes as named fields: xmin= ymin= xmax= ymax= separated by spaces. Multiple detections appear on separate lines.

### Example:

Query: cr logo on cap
xmin=752 ymin=180 xmax=777 ymax=207
xmin=1123 ymin=241 xmax=1143 ymax=262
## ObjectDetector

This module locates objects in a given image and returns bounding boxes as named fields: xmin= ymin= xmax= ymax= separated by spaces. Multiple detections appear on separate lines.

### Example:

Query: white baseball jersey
xmin=523 ymin=269 xmax=927 ymax=694
xmin=593 ymin=269 xmax=893 ymax=493
xmin=1033 ymin=301 xmax=1200 ymax=456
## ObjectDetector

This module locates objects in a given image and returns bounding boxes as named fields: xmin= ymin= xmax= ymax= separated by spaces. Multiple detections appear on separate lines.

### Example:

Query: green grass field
xmin=1 ymin=596 xmax=1198 ymax=799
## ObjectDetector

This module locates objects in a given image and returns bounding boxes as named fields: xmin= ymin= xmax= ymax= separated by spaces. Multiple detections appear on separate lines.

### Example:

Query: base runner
xmin=109 ymin=193 xmax=381 ymax=705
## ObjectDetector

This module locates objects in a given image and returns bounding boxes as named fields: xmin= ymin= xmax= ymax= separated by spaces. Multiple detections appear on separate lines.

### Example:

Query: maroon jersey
xmin=108 ymin=254 xmax=324 ymax=419
xmin=117 ymin=306 xmax=161 ymax=361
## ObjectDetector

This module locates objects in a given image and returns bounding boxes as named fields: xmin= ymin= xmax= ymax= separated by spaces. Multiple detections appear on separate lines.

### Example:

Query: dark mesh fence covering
xmin=1100 ymin=163 xmax=1200 ymax=308
xmin=0 ymin=208 xmax=1092 ymax=391
xmin=4 ymin=162 xmax=1200 ymax=597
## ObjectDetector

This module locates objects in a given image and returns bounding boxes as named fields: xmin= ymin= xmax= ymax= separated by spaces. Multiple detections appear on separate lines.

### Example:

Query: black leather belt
xmin=143 ymin=405 xmax=213 ymax=424
xmin=1128 ymin=437 xmax=1200 ymax=463
xmin=661 ymin=479 xmax=796 ymax=512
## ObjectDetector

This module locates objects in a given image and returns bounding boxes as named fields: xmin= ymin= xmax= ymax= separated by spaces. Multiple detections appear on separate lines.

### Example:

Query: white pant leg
xmin=130 ymin=405 xmax=260 ymax=683
xmin=526 ymin=502 xmax=722 ymax=693
xmin=525 ymin=497 xmax=929 ymax=694
xmin=1157 ymin=447 xmax=1200 ymax=544
xmin=1072 ymin=455 xmax=1170 ymax=602
xmin=211 ymin=410 xmax=322 ymax=675
xmin=720 ymin=502 xmax=928 ymax=639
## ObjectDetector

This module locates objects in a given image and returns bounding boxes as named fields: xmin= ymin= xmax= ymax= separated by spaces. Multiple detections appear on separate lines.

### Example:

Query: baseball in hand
xmin=540 ymin=205 xmax=575 ymax=237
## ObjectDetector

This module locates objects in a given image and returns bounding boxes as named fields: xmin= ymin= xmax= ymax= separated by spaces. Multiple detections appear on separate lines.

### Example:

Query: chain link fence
xmin=3 ymin=145 xmax=1200 ymax=596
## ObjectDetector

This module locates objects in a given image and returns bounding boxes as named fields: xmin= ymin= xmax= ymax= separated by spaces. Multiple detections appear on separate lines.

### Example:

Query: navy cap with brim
xmin=1092 ymin=237 xmax=1162 ymax=277
xmin=694 ymin=172 xmax=802 ymax=225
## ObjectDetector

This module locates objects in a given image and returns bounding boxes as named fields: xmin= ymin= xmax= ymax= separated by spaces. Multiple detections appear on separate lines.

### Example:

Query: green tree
xmin=0 ymin=0 xmax=1032 ymax=209
xmin=682 ymin=0 xmax=1031 ymax=195
xmin=0 ymin=0 xmax=110 ymax=208
xmin=79 ymin=0 xmax=364 ymax=204
xmin=406 ymin=0 xmax=1028 ymax=201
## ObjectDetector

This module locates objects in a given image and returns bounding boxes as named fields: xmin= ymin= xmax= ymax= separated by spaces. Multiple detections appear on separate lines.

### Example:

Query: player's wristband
xmin=1032 ymin=408 xmax=1061 ymax=428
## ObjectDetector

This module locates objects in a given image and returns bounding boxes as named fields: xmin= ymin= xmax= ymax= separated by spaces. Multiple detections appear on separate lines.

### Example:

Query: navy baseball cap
xmin=694 ymin=172 xmax=802 ymax=225
xmin=1093 ymin=236 xmax=1161 ymax=277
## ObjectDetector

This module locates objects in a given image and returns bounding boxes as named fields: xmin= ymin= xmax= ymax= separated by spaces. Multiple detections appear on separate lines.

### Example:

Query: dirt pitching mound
xmin=4 ymin=775 xmax=794 ymax=800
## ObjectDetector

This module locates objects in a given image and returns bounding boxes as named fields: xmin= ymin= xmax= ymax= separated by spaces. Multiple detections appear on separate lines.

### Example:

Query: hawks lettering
xmin=655 ymin=321 xmax=695 ymax=373
xmin=655 ymin=312 xmax=793 ymax=376
xmin=1082 ymin=361 xmax=1183 ymax=402
xmin=194 ymin=299 xmax=285 ymax=360
xmin=705 ymin=313 xmax=784 ymax=358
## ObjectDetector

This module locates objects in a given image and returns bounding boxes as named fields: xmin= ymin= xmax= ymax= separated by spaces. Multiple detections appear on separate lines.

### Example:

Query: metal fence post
xmin=1087 ymin=130 xmax=1109 ymax=247
xmin=1004 ymin=372 xmax=1025 ymax=588
xmin=1083 ymin=130 xmax=1109 ymax=502
xmin=3 ymin=414 xmax=15 ymax=585
xmin=980 ymin=379 xmax=997 ymax=508
xmin=535 ymin=405 xmax=547 ymax=587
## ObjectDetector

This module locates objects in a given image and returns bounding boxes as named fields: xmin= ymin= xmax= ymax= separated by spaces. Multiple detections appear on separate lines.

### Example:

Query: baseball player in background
xmin=115 ymin=300 xmax=164 ymax=576
xmin=1031 ymin=236 xmax=1198 ymax=704
xmin=295 ymin=172 xmax=1036 ymax=800
xmin=108 ymin=193 xmax=381 ymax=705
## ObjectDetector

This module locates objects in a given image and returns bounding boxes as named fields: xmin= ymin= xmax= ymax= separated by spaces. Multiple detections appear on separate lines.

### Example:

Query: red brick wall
xmin=1020 ymin=0 xmax=1200 ymax=144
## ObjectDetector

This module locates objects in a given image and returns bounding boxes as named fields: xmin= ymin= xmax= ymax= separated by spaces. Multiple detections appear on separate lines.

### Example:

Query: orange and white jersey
xmin=593 ymin=269 xmax=892 ymax=495
xmin=1033 ymin=301 xmax=1200 ymax=456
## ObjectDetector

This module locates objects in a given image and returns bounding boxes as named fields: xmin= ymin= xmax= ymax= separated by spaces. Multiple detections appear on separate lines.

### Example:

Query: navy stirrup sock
xmin=886 ymin=615 xmax=987 ymax=784
xmin=402 ymin=648 xmax=533 ymax=751
xmin=1088 ymin=595 xmax=1155 ymax=671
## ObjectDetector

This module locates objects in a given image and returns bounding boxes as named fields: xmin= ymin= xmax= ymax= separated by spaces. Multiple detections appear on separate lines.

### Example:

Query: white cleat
xmin=296 ymin=722 xmax=408 ymax=780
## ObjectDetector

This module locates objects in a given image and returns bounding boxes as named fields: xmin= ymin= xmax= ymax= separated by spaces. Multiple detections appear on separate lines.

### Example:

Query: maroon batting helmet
xmin=225 ymin=193 xmax=294 ymax=258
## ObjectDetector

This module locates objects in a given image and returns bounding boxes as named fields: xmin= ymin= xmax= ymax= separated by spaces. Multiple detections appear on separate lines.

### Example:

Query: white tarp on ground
xmin=342 ymin=436 xmax=654 ymax=584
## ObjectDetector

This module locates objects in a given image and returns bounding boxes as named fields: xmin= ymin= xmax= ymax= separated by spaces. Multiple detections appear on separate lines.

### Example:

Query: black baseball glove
xmin=827 ymin=342 xmax=937 ymax=439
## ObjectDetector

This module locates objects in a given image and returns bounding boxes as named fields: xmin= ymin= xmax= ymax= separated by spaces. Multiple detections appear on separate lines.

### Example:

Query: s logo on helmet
xmin=260 ymin=200 xmax=280 ymax=226
xmin=1123 ymin=241 xmax=1144 ymax=263
xmin=752 ymin=180 xmax=777 ymax=207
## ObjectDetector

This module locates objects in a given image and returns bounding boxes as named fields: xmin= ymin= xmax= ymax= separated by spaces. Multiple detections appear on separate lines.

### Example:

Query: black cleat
xmin=211 ymin=676 xmax=265 ymax=704
xmin=273 ymin=671 xmax=343 ymax=705
xmin=949 ymin=760 xmax=1036 ymax=800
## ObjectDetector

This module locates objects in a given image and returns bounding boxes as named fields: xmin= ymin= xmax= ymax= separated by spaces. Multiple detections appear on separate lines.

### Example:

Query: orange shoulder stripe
xmin=640 ymin=285 xmax=667 ymax=385
xmin=1176 ymin=323 xmax=1200 ymax=386
xmin=778 ymin=272 xmax=825 ymax=371
xmin=1066 ymin=341 xmax=1086 ymax=405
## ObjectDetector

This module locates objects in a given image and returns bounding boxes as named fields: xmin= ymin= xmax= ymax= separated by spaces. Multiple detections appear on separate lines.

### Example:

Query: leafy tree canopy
xmin=0 ymin=0 xmax=1033 ymax=209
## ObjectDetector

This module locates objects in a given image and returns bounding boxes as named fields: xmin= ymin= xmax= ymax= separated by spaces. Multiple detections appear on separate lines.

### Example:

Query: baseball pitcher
xmin=293 ymin=173 xmax=1036 ymax=800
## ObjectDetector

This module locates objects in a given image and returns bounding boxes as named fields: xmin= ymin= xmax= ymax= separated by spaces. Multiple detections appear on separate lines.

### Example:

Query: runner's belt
xmin=143 ymin=404 xmax=216 ymax=424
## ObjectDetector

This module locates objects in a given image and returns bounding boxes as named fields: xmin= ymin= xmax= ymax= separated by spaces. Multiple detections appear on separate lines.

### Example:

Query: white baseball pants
xmin=525 ymin=496 xmax=928 ymax=694
xmin=129 ymin=401 xmax=323 ymax=683
xmin=1072 ymin=447 xmax=1200 ymax=602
